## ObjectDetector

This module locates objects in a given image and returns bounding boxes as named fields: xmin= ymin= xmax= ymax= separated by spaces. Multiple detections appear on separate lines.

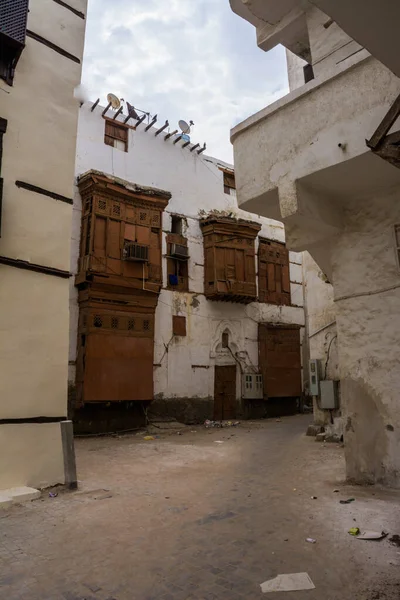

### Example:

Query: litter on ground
xmin=306 ymin=537 xmax=317 ymax=543
xmin=260 ymin=573 xmax=315 ymax=593
xmin=356 ymin=531 xmax=388 ymax=540
xmin=204 ymin=420 xmax=240 ymax=428
xmin=340 ymin=498 xmax=355 ymax=504
xmin=348 ymin=527 xmax=388 ymax=540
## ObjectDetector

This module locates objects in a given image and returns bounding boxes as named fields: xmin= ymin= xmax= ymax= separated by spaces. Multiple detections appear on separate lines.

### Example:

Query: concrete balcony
xmin=231 ymin=53 xmax=400 ymax=276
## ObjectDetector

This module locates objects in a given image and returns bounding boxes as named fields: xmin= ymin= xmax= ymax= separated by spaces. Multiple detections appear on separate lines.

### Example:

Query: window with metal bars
xmin=0 ymin=0 xmax=29 ymax=84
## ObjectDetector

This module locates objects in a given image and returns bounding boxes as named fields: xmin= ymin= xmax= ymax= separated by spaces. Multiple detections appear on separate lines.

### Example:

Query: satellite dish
xmin=179 ymin=119 xmax=191 ymax=134
xmin=107 ymin=93 xmax=121 ymax=110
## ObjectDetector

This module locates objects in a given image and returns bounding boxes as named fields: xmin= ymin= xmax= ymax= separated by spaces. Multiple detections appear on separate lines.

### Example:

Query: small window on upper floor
xmin=221 ymin=169 xmax=236 ymax=196
xmin=104 ymin=120 xmax=128 ymax=152
xmin=171 ymin=215 xmax=183 ymax=234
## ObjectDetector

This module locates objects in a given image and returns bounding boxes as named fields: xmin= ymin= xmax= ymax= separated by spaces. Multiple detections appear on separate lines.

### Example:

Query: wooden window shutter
xmin=104 ymin=120 xmax=128 ymax=151
xmin=258 ymin=239 xmax=291 ymax=305
xmin=223 ymin=171 xmax=235 ymax=190
xmin=173 ymin=315 xmax=186 ymax=336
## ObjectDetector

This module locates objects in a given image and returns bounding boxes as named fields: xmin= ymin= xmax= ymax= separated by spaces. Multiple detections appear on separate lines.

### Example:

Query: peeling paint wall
xmin=230 ymin=0 xmax=400 ymax=483
xmin=71 ymin=103 xmax=305 ymax=418
xmin=333 ymin=190 xmax=400 ymax=486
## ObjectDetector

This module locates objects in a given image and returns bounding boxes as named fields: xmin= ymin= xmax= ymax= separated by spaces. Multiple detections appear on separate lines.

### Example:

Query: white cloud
xmin=82 ymin=0 xmax=289 ymax=162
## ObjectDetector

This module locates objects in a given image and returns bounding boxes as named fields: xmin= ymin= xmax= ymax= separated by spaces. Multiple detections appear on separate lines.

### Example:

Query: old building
xmin=230 ymin=1 xmax=400 ymax=486
xmin=0 ymin=0 xmax=87 ymax=490
xmin=69 ymin=100 xmax=306 ymax=430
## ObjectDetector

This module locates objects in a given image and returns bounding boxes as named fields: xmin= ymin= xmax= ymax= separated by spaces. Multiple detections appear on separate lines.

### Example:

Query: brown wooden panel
xmin=108 ymin=219 xmax=121 ymax=259
xmin=267 ymin=263 xmax=275 ymax=291
xmin=259 ymin=324 xmax=301 ymax=398
xmin=275 ymin=264 xmax=282 ymax=293
xmin=83 ymin=333 xmax=154 ymax=402
xmin=150 ymin=229 xmax=160 ymax=248
xmin=245 ymin=253 xmax=255 ymax=279
xmin=282 ymin=265 xmax=290 ymax=293
xmin=122 ymin=260 xmax=143 ymax=279
xmin=236 ymin=249 xmax=245 ymax=281
xmin=136 ymin=224 xmax=150 ymax=244
xmin=258 ymin=239 xmax=291 ymax=305
xmin=94 ymin=216 xmax=107 ymax=257
xmin=205 ymin=247 xmax=214 ymax=283
xmin=214 ymin=365 xmax=236 ymax=420
xmin=173 ymin=315 xmax=186 ymax=336
xmin=215 ymin=247 xmax=225 ymax=280
xmin=125 ymin=205 xmax=135 ymax=222
xmin=124 ymin=223 xmax=136 ymax=242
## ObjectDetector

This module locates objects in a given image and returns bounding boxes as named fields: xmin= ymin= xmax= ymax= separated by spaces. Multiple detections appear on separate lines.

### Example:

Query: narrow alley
xmin=1 ymin=416 xmax=398 ymax=600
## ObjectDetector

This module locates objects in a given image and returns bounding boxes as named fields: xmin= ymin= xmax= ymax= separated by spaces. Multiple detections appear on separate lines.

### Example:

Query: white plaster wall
xmin=230 ymin=0 xmax=400 ymax=484
xmin=286 ymin=50 xmax=307 ymax=91
xmin=71 ymin=103 xmax=305 ymax=402
xmin=331 ymin=190 xmax=400 ymax=485
xmin=0 ymin=1 xmax=87 ymax=488
xmin=231 ymin=56 xmax=400 ymax=213
xmin=306 ymin=5 xmax=363 ymax=77
xmin=302 ymin=251 xmax=339 ymax=428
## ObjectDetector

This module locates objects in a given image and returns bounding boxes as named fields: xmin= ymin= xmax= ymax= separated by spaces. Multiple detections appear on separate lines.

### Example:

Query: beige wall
xmin=306 ymin=5 xmax=363 ymax=77
xmin=0 ymin=0 xmax=87 ymax=489
xmin=0 ymin=423 xmax=64 ymax=489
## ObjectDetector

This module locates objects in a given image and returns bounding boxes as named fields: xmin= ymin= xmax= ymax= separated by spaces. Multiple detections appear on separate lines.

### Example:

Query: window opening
xmin=171 ymin=215 xmax=183 ymax=234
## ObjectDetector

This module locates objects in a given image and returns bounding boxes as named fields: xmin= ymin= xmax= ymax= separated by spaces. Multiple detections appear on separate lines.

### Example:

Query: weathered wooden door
xmin=259 ymin=324 xmax=301 ymax=398
xmin=214 ymin=365 xmax=236 ymax=420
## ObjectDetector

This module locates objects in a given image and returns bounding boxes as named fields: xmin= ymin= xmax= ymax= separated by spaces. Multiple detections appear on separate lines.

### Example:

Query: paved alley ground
xmin=1 ymin=415 xmax=399 ymax=600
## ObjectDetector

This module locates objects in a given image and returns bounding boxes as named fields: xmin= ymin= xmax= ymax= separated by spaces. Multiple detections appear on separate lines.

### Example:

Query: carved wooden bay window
xmin=258 ymin=238 xmax=291 ymax=305
xmin=201 ymin=216 xmax=260 ymax=303
xmin=76 ymin=171 xmax=171 ymax=293
xmin=75 ymin=171 xmax=171 ymax=406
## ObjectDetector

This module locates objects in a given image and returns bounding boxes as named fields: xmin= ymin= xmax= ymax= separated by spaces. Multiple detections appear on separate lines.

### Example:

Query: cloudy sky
xmin=82 ymin=0 xmax=288 ymax=163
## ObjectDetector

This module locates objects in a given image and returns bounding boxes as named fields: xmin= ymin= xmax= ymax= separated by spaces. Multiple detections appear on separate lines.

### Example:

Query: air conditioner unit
xmin=123 ymin=243 xmax=149 ymax=262
xmin=171 ymin=243 xmax=189 ymax=259
xmin=242 ymin=373 xmax=263 ymax=400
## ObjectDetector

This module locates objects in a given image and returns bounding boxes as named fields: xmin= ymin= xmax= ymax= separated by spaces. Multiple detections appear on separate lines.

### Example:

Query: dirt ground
xmin=1 ymin=415 xmax=399 ymax=600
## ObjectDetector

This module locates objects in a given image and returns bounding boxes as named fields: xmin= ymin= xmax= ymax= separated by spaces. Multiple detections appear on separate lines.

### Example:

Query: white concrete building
xmin=0 ymin=0 xmax=87 ymax=490
xmin=69 ymin=101 xmax=305 ymax=429
xmin=230 ymin=1 xmax=400 ymax=486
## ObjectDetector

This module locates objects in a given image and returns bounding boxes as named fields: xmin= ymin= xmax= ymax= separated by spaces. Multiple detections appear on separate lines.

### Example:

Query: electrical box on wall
xmin=242 ymin=373 xmax=263 ymax=399
xmin=309 ymin=359 xmax=321 ymax=396
xmin=320 ymin=380 xmax=339 ymax=409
